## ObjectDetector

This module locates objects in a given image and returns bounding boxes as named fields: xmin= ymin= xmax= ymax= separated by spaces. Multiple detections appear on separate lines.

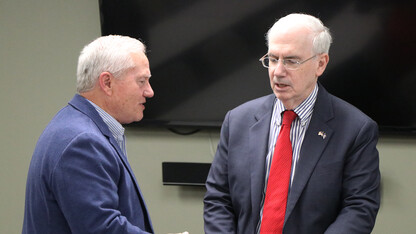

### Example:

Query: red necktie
xmin=260 ymin=110 xmax=297 ymax=234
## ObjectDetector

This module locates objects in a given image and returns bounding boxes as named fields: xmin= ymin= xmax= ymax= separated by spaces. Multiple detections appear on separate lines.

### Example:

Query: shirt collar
xmin=274 ymin=84 xmax=319 ymax=126
xmin=86 ymin=100 xmax=125 ymax=142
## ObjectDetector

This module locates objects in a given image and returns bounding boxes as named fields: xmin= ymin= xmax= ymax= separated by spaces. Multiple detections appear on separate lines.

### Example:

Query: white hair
xmin=266 ymin=13 xmax=333 ymax=54
xmin=76 ymin=35 xmax=146 ymax=93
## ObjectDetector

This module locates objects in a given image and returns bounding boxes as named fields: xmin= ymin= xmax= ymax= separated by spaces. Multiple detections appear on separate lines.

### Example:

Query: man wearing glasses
xmin=204 ymin=13 xmax=380 ymax=234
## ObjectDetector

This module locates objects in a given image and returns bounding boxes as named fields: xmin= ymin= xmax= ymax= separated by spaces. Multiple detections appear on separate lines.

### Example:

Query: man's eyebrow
xmin=267 ymin=53 xmax=278 ymax=58
xmin=284 ymin=55 xmax=300 ymax=59
xmin=267 ymin=53 xmax=300 ymax=59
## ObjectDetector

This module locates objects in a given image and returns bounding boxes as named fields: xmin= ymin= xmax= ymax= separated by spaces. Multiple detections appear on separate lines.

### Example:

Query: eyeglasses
xmin=259 ymin=54 xmax=317 ymax=70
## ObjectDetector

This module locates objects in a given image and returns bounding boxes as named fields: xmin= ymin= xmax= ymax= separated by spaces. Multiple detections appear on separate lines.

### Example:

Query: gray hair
xmin=266 ymin=13 xmax=332 ymax=54
xmin=76 ymin=35 xmax=146 ymax=93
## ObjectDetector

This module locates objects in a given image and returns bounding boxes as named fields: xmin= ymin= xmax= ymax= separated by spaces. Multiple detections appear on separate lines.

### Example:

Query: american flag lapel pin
xmin=318 ymin=131 xmax=326 ymax=139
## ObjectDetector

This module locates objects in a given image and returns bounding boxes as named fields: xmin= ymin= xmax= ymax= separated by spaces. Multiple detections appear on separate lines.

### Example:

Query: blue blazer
xmin=23 ymin=94 xmax=153 ymax=234
xmin=204 ymin=84 xmax=380 ymax=234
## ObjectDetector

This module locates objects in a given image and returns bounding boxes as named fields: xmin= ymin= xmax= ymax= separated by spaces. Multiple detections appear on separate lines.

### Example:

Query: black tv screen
xmin=99 ymin=0 xmax=416 ymax=133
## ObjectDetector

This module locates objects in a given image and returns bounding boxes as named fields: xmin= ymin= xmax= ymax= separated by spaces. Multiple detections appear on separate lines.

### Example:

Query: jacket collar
xmin=284 ymin=83 xmax=334 ymax=224
xmin=249 ymin=94 xmax=276 ymax=230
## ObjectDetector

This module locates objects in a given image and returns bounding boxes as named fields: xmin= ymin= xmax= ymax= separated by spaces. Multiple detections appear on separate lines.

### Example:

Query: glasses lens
xmin=262 ymin=57 xmax=269 ymax=68
xmin=284 ymin=59 xmax=299 ymax=70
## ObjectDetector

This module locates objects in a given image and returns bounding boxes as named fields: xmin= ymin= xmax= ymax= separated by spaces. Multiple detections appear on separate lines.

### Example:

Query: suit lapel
xmin=68 ymin=95 xmax=136 ymax=177
xmin=284 ymin=85 xmax=334 ymax=223
xmin=249 ymin=94 xmax=275 ymax=229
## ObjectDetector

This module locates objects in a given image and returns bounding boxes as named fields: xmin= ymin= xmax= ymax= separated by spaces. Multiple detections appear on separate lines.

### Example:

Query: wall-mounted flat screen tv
xmin=99 ymin=0 xmax=416 ymax=133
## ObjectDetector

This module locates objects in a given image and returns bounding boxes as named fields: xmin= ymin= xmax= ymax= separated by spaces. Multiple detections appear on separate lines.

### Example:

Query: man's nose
xmin=272 ymin=60 xmax=287 ymax=76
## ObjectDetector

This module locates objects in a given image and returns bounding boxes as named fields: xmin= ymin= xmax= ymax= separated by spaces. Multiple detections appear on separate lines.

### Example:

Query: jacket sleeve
xmin=324 ymin=119 xmax=380 ymax=234
xmin=50 ymin=132 xmax=152 ymax=234
xmin=204 ymin=111 xmax=237 ymax=233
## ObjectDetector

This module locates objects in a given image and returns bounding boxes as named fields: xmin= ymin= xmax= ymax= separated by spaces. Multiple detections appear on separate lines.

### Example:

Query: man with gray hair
xmin=204 ymin=13 xmax=380 ymax=234
xmin=23 ymin=35 xmax=154 ymax=233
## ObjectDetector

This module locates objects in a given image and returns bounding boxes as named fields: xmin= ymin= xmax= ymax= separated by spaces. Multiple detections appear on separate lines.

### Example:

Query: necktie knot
xmin=282 ymin=110 xmax=297 ymax=126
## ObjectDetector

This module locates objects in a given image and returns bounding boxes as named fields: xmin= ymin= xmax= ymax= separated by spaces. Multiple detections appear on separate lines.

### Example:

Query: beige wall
xmin=0 ymin=0 xmax=414 ymax=233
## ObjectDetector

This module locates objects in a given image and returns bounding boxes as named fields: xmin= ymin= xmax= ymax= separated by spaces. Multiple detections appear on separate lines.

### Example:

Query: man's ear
xmin=316 ymin=54 xmax=329 ymax=77
xmin=98 ymin=72 xmax=113 ymax=96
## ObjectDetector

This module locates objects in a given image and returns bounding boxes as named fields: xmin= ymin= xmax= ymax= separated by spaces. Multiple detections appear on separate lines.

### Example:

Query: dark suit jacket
xmin=23 ymin=94 xmax=153 ymax=234
xmin=204 ymin=84 xmax=380 ymax=234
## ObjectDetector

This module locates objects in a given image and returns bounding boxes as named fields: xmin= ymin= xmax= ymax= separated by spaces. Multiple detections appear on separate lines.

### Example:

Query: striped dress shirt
xmin=87 ymin=100 xmax=127 ymax=156
xmin=256 ymin=84 xmax=319 ymax=233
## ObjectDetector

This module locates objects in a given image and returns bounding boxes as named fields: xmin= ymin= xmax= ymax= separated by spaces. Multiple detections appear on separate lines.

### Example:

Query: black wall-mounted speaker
xmin=162 ymin=162 xmax=211 ymax=186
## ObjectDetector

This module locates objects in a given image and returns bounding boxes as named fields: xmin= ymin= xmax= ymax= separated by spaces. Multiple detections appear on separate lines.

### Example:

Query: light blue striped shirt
xmin=256 ymin=84 xmax=319 ymax=233
xmin=87 ymin=100 xmax=127 ymax=156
